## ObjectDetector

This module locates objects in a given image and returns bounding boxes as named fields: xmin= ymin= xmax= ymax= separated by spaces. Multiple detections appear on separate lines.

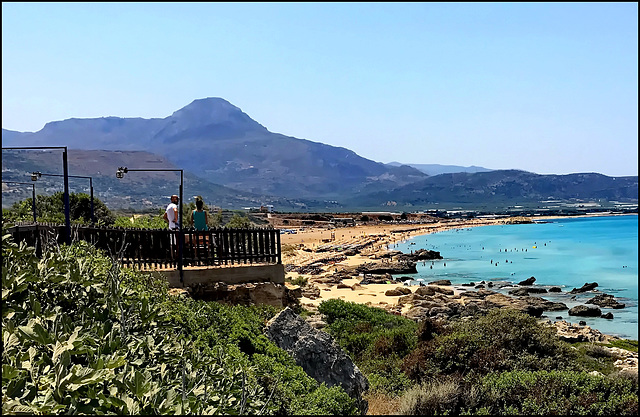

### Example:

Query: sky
xmin=2 ymin=2 xmax=638 ymax=177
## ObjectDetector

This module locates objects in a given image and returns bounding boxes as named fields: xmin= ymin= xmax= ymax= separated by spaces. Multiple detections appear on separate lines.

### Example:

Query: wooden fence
xmin=6 ymin=223 xmax=281 ymax=269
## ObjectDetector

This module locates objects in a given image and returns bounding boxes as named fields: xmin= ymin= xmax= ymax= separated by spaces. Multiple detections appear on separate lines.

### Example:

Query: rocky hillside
xmin=2 ymin=98 xmax=427 ymax=200
xmin=347 ymin=170 xmax=638 ymax=208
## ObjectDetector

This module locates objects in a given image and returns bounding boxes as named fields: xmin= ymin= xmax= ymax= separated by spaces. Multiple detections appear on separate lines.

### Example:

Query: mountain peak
xmin=166 ymin=97 xmax=267 ymax=133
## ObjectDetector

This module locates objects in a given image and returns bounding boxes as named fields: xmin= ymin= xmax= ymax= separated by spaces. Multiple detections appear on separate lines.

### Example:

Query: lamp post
xmin=2 ymin=146 xmax=71 ymax=244
xmin=32 ymin=172 xmax=95 ymax=225
xmin=2 ymin=181 xmax=37 ymax=222
xmin=116 ymin=167 xmax=184 ymax=284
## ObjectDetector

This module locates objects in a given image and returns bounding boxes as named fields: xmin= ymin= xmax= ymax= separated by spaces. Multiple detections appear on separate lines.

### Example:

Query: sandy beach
xmin=281 ymin=217 xmax=511 ymax=309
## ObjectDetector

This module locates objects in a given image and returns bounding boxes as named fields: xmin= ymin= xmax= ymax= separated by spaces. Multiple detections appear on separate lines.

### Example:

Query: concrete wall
xmin=155 ymin=264 xmax=285 ymax=288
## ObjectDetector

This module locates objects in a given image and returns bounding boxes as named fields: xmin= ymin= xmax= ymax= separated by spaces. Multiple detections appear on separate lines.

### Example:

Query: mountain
xmin=346 ymin=170 xmax=638 ymax=209
xmin=387 ymin=162 xmax=493 ymax=176
xmin=3 ymin=98 xmax=637 ymax=212
xmin=0 ymin=149 xmax=322 ymax=211
xmin=2 ymin=98 xmax=428 ymax=199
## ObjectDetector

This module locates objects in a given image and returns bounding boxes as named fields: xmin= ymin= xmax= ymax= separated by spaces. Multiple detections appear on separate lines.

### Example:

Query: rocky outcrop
xmin=360 ymin=273 xmax=399 ymax=285
xmin=569 ymin=282 xmax=598 ymax=294
xmin=356 ymin=261 xmax=417 ymax=275
xmin=385 ymin=287 xmax=412 ymax=296
xmin=264 ymin=307 xmax=369 ymax=409
xmin=301 ymin=283 xmax=321 ymax=300
xmin=552 ymin=320 xmax=614 ymax=343
xmin=586 ymin=293 xmax=626 ymax=309
xmin=568 ymin=305 xmax=602 ymax=317
xmin=397 ymin=249 xmax=443 ymax=262
xmin=189 ymin=282 xmax=299 ymax=308
xmin=428 ymin=279 xmax=451 ymax=286
xmin=518 ymin=276 xmax=536 ymax=286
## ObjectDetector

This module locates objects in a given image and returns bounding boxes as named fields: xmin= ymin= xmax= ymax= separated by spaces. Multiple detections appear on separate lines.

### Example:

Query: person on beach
xmin=191 ymin=198 xmax=209 ymax=231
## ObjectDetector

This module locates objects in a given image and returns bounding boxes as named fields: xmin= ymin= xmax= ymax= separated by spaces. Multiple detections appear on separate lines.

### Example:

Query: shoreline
xmin=281 ymin=214 xmax=638 ymax=350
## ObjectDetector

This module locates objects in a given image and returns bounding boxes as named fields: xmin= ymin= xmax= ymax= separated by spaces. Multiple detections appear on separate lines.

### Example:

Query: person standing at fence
xmin=163 ymin=195 xmax=180 ymax=230
xmin=191 ymin=199 xmax=209 ymax=231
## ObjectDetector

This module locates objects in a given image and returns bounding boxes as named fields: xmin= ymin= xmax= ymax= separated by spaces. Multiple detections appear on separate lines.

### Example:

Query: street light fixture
xmin=2 ymin=181 xmax=37 ymax=222
xmin=31 ymin=171 xmax=96 ymax=225
xmin=2 ymin=146 xmax=71 ymax=244
xmin=116 ymin=166 xmax=184 ymax=284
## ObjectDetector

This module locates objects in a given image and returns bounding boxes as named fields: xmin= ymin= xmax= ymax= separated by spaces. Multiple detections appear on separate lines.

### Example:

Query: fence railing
xmin=5 ymin=223 xmax=281 ymax=269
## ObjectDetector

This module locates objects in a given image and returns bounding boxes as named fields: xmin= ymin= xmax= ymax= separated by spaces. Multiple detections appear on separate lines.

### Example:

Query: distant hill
xmin=2 ymin=98 xmax=427 ymax=200
xmin=3 ymin=97 xmax=637 ymax=212
xmin=347 ymin=170 xmax=638 ymax=209
xmin=0 ymin=149 xmax=322 ymax=211
xmin=387 ymin=162 xmax=493 ymax=176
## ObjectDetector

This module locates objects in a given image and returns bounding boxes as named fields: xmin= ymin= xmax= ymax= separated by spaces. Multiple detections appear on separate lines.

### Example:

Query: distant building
xmin=330 ymin=217 xmax=355 ymax=227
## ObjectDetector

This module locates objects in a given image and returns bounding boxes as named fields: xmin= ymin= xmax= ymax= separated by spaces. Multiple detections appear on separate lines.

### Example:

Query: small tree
xmin=226 ymin=213 xmax=252 ymax=228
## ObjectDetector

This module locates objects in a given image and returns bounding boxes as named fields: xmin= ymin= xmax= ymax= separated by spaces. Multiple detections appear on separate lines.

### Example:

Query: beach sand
xmin=280 ymin=218 xmax=506 ymax=310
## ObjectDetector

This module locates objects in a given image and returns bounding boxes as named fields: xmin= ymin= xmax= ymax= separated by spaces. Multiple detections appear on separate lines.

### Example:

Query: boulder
xmin=397 ymin=249 xmax=443 ymax=262
xmin=586 ymin=293 xmax=626 ymax=309
xmin=520 ymin=296 xmax=568 ymax=311
xmin=518 ymin=276 xmax=536 ymax=286
xmin=414 ymin=286 xmax=437 ymax=296
xmin=508 ymin=288 xmax=530 ymax=296
xmin=265 ymin=307 xmax=369 ymax=407
xmin=356 ymin=261 xmax=417 ymax=275
xmin=569 ymin=282 xmax=598 ymax=294
xmin=433 ymin=286 xmax=454 ymax=295
xmin=526 ymin=288 xmax=548 ymax=294
xmin=601 ymin=312 xmax=614 ymax=320
xmin=428 ymin=279 xmax=452 ymax=286
xmin=568 ymin=305 xmax=602 ymax=317
xmin=549 ymin=287 xmax=562 ymax=292
xmin=397 ymin=293 xmax=427 ymax=305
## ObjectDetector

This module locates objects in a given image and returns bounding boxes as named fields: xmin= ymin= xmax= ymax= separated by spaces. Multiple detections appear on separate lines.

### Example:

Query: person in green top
xmin=191 ymin=199 xmax=209 ymax=231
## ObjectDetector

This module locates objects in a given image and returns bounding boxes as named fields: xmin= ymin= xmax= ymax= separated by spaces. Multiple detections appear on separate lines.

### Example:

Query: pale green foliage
xmin=1 ymin=235 xmax=270 ymax=414
xmin=226 ymin=213 xmax=252 ymax=228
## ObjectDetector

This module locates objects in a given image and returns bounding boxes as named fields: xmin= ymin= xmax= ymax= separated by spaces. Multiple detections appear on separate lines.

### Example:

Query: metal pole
xmin=178 ymin=170 xmax=184 ymax=285
xmin=89 ymin=177 xmax=95 ymax=225
xmin=31 ymin=184 xmax=37 ymax=223
xmin=62 ymin=148 xmax=71 ymax=245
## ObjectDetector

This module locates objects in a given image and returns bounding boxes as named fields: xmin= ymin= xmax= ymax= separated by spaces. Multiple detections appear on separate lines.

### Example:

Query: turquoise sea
xmin=391 ymin=215 xmax=638 ymax=341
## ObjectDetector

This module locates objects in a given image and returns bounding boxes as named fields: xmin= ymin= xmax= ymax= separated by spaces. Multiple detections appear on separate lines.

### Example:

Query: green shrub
xmin=318 ymin=298 xmax=418 ymax=361
xmin=288 ymin=383 xmax=359 ymax=415
xmin=397 ymin=378 xmax=462 ymax=415
xmin=477 ymin=370 xmax=638 ymax=415
xmin=402 ymin=309 xmax=579 ymax=382
xmin=289 ymin=275 xmax=308 ymax=287
xmin=2 ymin=234 xmax=357 ymax=415
xmin=606 ymin=339 xmax=638 ymax=353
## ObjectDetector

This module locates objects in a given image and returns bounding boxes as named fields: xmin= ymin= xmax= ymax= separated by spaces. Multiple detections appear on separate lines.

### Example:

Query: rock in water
xmin=518 ymin=276 xmax=536 ymax=286
xmin=264 ymin=307 xmax=369 ymax=408
xmin=568 ymin=305 xmax=602 ymax=317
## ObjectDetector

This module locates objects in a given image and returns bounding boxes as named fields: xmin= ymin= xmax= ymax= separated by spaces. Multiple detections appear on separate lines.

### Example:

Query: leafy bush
xmin=113 ymin=210 xmax=166 ymax=229
xmin=2 ymin=234 xmax=358 ymax=415
xmin=318 ymin=298 xmax=418 ymax=360
xmin=3 ymin=192 xmax=116 ymax=226
xmin=402 ymin=309 xmax=579 ymax=382
xmin=397 ymin=377 xmax=462 ymax=416
xmin=477 ymin=370 xmax=638 ymax=415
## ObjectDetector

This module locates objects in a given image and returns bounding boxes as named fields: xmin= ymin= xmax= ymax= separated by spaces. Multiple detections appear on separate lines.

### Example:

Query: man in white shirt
xmin=163 ymin=194 xmax=180 ymax=230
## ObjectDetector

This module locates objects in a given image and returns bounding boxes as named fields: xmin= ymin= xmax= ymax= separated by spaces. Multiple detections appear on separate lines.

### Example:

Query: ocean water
xmin=391 ymin=215 xmax=638 ymax=340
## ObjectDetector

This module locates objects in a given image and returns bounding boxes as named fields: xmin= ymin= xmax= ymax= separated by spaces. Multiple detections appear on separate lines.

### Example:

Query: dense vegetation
xmin=318 ymin=299 xmax=638 ymax=415
xmin=2 ymin=192 xmax=116 ymax=226
xmin=2 ymin=194 xmax=261 ymax=230
xmin=3 ymin=200 xmax=638 ymax=415
xmin=2 ymin=234 xmax=357 ymax=415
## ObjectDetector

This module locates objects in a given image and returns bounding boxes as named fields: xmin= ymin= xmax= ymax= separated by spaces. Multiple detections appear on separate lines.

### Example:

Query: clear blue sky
xmin=2 ymin=2 xmax=638 ymax=176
